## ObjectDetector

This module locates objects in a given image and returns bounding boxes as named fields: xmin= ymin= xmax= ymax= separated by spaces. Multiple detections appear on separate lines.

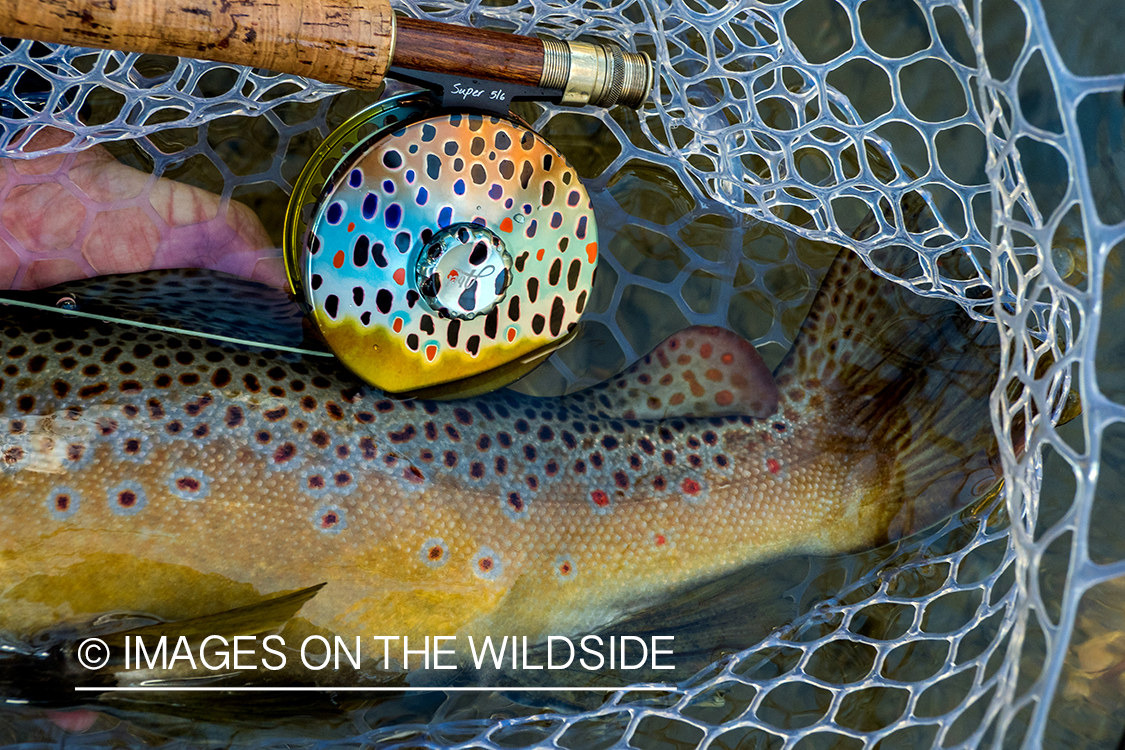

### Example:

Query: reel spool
xmin=285 ymin=91 xmax=598 ymax=399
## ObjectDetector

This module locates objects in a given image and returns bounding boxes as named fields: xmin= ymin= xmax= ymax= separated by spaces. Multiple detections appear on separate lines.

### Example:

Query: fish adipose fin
xmin=571 ymin=325 xmax=780 ymax=420
xmin=776 ymin=248 xmax=1004 ymax=542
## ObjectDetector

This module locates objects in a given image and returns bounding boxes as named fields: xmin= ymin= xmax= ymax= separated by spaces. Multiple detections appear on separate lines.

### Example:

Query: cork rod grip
xmin=0 ymin=0 xmax=396 ymax=90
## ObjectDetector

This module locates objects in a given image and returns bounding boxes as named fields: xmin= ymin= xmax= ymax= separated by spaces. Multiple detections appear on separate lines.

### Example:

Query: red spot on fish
xmin=175 ymin=477 xmax=201 ymax=492
xmin=655 ymin=534 xmax=666 ymax=546
xmin=426 ymin=344 xmax=437 ymax=361
xmin=500 ymin=217 xmax=513 ymax=233
xmin=559 ymin=561 xmax=572 ymax=575
xmin=118 ymin=491 xmax=136 ymax=507
xmin=55 ymin=494 xmax=69 ymax=511
xmin=347 ymin=222 xmax=355 ymax=232
xmin=681 ymin=478 xmax=701 ymax=496
xmin=700 ymin=343 xmax=713 ymax=358
xmin=393 ymin=267 xmax=406 ymax=285
xmin=715 ymin=390 xmax=734 ymax=407
xmin=536 ymin=248 xmax=545 ymax=261
xmin=767 ymin=458 xmax=781 ymax=475
xmin=321 ymin=512 xmax=338 ymax=528
xmin=507 ymin=327 xmax=517 ymax=343
xmin=721 ymin=352 xmax=734 ymax=364
xmin=479 ymin=557 xmax=494 ymax=572
xmin=586 ymin=242 xmax=597 ymax=264
xmin=333 ymin=251 xmax=345 ymax=269
xmin=428 ymin=545 xmax=443 ymax=561
xmin=591 ymin=489 xmax=610 ymax=507
xmin=392 ymin=317 xmax=403 ymax=333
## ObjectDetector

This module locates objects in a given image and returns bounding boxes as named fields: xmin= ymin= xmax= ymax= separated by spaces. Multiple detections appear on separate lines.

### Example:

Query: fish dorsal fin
xmin=103 ymin=583 xmax=326 ymax=646
xmin=583 ymin=326 xmax=779 ymax=420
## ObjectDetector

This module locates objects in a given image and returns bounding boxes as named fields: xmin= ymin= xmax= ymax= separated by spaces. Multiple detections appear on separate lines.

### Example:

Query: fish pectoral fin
xmin=103 ymin=582 xmax=327 ymax=645
xmin=575 ymin=325 xmax=780 ymax=420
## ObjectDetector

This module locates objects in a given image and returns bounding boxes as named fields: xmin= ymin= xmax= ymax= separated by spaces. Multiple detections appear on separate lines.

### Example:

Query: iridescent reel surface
xmin=285 ymin=92 xmax=597 ymax=399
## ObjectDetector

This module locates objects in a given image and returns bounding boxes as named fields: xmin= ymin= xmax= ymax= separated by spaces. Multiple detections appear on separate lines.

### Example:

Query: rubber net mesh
xmin=1 ymin=0 xmax=1123 ymax=747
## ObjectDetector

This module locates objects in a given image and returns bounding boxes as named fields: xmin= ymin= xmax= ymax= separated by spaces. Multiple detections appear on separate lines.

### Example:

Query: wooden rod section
xmin=392 ymin=16 xmax=544 ymax=87
xmin=0 ymin=0 xmax=652 ymax=106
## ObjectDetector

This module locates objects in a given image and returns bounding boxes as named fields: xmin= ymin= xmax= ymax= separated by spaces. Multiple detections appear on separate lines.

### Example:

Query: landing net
xmin=1 ymin=0 xmax=1122 ymax=747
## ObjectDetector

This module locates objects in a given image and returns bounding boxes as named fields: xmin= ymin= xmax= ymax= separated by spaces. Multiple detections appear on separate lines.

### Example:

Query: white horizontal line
xmin=75 ymin=686 xmax=674 ymax=693
xmin=0 ymin=298 xmax=333 ymax=357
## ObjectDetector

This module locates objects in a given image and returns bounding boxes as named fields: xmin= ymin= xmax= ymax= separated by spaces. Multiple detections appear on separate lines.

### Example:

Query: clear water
xmin=1 ymin=0 xmax=1124 ymax=747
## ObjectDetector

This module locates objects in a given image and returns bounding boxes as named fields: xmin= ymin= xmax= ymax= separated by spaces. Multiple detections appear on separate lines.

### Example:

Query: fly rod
xmin=0 ymin=0 xmax=652 ymax=108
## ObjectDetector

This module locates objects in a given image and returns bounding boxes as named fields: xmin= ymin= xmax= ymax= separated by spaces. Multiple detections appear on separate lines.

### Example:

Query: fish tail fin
xmin=776 ymin=248 xmax=1003 ymax=541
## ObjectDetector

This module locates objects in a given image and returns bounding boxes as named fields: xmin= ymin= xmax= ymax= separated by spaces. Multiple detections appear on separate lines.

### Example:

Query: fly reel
xmin=285 ymin=52 xmax=650 ymax=399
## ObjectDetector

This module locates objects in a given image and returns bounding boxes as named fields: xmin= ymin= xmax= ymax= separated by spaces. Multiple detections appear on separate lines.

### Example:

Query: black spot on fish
xmin=484 ymin=308 xmax=498 ymax=339
xmin=565 ymin=259 xmax=582 ymax=294
xmin=549 ymin=297 xmax=565 ymax=337
xmin=375 ymin=289 xmax=393 ymax=314
xmin=395 ymin=231 xmax=411 ymax=254
xmin=531 ymin=314 xmax=545 ymax=335
xmin=389 ymin=426 xmax=417 ymax=443
xmin=325 ymin=295 xmax=339 ymax=319
xmin=354 ymin=235 xmax=369 ymax=267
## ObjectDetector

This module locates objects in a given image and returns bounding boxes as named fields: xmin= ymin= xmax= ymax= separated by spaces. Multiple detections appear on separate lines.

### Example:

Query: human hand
xmin=0 ymin=128 xmax=286 ymax=290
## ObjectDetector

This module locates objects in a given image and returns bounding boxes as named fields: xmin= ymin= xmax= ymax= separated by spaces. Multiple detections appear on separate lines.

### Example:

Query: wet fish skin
xmin=0 ymin=249 xmax=1001 ymax=676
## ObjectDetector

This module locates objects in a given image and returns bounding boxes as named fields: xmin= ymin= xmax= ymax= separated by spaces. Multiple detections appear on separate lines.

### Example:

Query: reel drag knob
xmin=289 ymin=97 xmax=597 ymax=399
xmin=416 ymin=224 xmax=513 ymax=320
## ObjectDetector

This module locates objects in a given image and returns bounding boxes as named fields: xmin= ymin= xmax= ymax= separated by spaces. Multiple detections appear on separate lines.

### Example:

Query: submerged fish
xmin=0 ymin=248 xmax=1001 ymax=686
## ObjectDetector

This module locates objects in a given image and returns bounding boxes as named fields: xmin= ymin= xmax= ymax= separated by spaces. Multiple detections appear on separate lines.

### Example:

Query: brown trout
xmin=0 ymin=248 xmax=1001 ymax=684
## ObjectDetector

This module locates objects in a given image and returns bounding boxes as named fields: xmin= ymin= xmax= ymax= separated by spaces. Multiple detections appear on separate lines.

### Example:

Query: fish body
xmin=0 ymin=250 xmax=1001 ymax=680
